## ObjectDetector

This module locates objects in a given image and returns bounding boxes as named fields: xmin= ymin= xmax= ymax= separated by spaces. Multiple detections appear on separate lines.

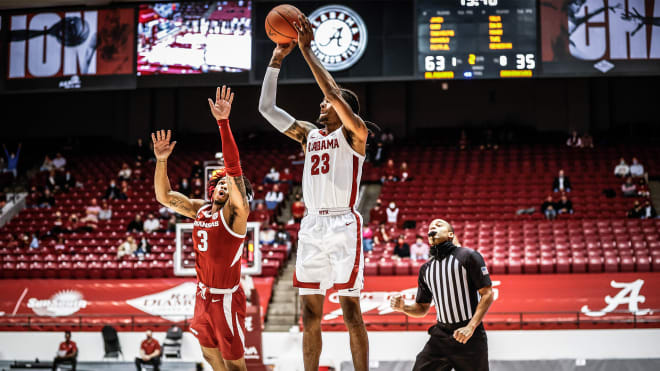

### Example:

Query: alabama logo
xmin=308 ymin=5 xmax=368 ymax=71
xmin=27 ymin=290 xmax=88 ymax=317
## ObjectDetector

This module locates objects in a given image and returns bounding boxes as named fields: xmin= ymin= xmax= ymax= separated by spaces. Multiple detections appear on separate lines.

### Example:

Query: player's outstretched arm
xmin=208 ymin=86 xmax=250 ymax=235
xmin=152 ymin=130 xmax=205 ymax=219
xmin=294 ymin=15 xmax=368 ymax=144
xmin=259 ymin=42 xmax=317 ymax=145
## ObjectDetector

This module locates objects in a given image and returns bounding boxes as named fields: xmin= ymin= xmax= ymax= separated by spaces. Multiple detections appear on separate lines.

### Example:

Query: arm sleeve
xmin=468 ymin=250 xmax=492 ymax=290
xmin=217 ymin=119 xmax=242 ymax=176
xmin=415 ymin=264 xmax=433 ymax=304
xmin=258 ymin=67 xmax=296 ymax=132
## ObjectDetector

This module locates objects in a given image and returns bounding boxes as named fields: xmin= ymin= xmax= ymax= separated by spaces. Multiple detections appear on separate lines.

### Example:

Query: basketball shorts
xmin=294 ymin=211 xmax=364 ymax=297
xmin=190 ymin=283 xmax=246 ymax=360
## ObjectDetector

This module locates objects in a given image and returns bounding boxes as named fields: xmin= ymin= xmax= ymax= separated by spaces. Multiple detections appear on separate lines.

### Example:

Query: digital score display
xmin=417 ymin=0 xmax=538 ymax=79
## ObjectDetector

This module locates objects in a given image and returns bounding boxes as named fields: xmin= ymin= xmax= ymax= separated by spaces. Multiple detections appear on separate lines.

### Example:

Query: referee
xmin=390 ymin=219 xmax=494 ymax=371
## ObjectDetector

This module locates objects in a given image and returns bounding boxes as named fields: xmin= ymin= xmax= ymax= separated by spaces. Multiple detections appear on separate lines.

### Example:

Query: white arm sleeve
xmin=258 ymin=67 xmax=296 ymax=133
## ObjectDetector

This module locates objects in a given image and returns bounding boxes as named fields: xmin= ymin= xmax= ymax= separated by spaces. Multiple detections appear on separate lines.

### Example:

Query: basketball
xmin=265 ymin=4 xmax=303 ymax=44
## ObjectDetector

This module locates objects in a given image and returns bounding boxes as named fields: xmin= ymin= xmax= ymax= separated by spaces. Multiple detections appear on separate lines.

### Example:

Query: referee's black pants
xmin=413 ymin=322 xmax=488 ymax=371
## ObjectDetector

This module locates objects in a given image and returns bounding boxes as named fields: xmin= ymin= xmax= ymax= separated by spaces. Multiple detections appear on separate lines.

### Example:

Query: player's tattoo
xmin=269 ymin=58 xmax=282 ymax=69
xmin=227 ymin=175 xmax=249 ymax=227
xmin=169 ymin=197 xmax=194 ymax=217
xmin=284 ymin=120 xmax=317 ymax=147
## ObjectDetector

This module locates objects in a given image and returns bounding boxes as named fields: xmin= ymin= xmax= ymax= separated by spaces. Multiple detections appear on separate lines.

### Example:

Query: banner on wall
xmin=5 ymin=7 xmax=136 ymax=92
xmin=320 ymin=273 xmax=660 ymax=330
xmin=540 ymin=0 xmax=660 ymax=76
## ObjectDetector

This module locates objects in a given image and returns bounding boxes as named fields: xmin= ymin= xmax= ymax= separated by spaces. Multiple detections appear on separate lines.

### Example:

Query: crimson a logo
xmin=308 ymin=5 xmax=368 ymax=71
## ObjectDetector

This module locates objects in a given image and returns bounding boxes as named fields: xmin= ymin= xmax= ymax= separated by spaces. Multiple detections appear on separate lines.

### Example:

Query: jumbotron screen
xmin=137 ymin=1 xmax=251 ymax=75
xmin=417 ymin=0 xmax=538 ymax=79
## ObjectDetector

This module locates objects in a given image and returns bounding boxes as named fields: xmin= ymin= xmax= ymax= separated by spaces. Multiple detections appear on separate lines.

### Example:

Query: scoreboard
xmin=417 ymin=0 xmax=537 ymax=79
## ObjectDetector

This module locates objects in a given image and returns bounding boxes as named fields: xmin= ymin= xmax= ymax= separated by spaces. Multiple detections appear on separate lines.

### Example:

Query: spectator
xmin=80 ymin=198 xmax=101 ymax=225
xmin=621 ymin=177 xmax=637 ymax=197
xmin=52 ymin=152 xmax=67 ymax=170
xmin=118 ymin=162 xmax=132 ymax=181
xmin=178 ymin=177 xmax=191 ymax=197
xmin=630 ymin=157 xmax=645 ymax=178
xmin=374 ymin=223 xmax=390 ymax=245
xmin=393 ymin=236 xmax=410 ymax=259
xmin=582 ymin=133 xmax=594 ymax=148
xmin=117 ymin=236 xmax=137 ymax=259
xmin=637 ymin=179 xmax=651 ymax=198
xmin=104 ymin=180 xmax=121 ymax=200
xmin=54 ymin=237 xmax=66 ymax=251
xmin=614 ymin=158 xmax=630 ymax=178
xmin=132 ymin=161 xmax=144 ymax=180
xmin=556 ymin=195 xmax=574 ymax=214
xmin=166 ymin=215 xmax=177 ymax=232
xmin=134 ymin=330 xmax=161 ymax=371
xmin=135 ymin=138 xmax=151 ymax=162
xmin=37 ymin=188 xmax=56 ymax=208
xmin=49 ymin=212 xmax=66 ymax=236
xmin=65 ymin=214 xmax=83 ymax=234
xmin=46 ymin=170 xmax=59 ymax=192
xmin=250 ymin=202 xmax=271 ymax=226
xmin=386 ymin=202 xmax=399 ymax=225
xmin=552 ymin=169 xmax=572 ymax=193
xmin=399 ymin=162 xmax=411 ymax=182
xmin=62 ymin=170 xmax=78 ymax=192
xmin=259 ymin=223 xmax=276 ymax=245
xmin=627 ymin=201 xmax=643 ymax=219
xmin=380 ymin=130 xmax=395 ymax=146
xmin=362 ymin=225 xmax=374 ymax=252
xmin=119 ymin=181 xmax=131 ymax=200
xmin=52 ymin=331 xmax=77 ymax=371
xmin=264 ymin=167 xmax=280 ymax=184
xmin=566 ymin=130 xmax=583 ymax=148
xmin=458 ymin=130 xmax=468 ymax=150
xmin=265 ymin=185 xmax=284 ymax=210
xmin=29 ymin=233 xmax=40 ymax=249
xmin=541 ymin=196 xmax=557 ymax=220
xmin=2 ymin=143 xmax=21 ymax=177
xmin=19 ymin=233 xmax=30 ymax=249
xmin=281 ymin=167 xmax=294 ymax=186
xmin=127 ymin=214 xmax=144 ymax=233
xmin=275 ymin=223 xmax=292 ymax=253
xmin=641 ymin=200 xmax=657 ymax=219
xmin=40 ymin=155 xmax=54 ymax=172
xmin=190 ymin=160 xmax=203 ymax=179
xmin=372 ymin=141 xmax=386 ymax=166
xmin=381 ymin=159 xmax=398 ymax=183
xmin=191 ymin=175 xmax=204 ymax=194
xmin=99 ymin=200 xmax=112 ymax=221
xmin=410 ymin=235 xmax=430 ymax=261
xmin=290 ymin=194 xmax=305 ymax=223
xmin=158 ymin=206 xmax=174 ymax=220
xmin=143 ymin=213 xmax=160 ymax=233
xmin=370 ymin=199 xmax=387 ymax=224
xmin=135 ymin=237 xmax=151 ymax=255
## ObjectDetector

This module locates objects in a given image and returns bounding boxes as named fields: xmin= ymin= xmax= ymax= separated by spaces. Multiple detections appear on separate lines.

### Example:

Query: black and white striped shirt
xmin=416 ymin=246 xmax=492 ymax=324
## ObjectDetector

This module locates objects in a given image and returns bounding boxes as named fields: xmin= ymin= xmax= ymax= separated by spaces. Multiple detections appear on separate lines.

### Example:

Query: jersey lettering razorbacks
xmin=303 ymin=127 xmax=365 ymax=211
xmin=192 ymin=204 xmax=246 ymax=289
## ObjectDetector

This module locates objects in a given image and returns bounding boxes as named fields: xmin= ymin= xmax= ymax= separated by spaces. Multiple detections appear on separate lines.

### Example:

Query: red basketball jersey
xmin=192 ymin=204 xmax=246 ymax=289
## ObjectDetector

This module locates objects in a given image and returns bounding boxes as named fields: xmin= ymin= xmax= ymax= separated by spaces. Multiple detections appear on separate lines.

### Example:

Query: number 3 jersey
xmin=192 ymin=204 xmax=246 ymax=289
xmin=302 ymin=127 xmax=365 ymax=212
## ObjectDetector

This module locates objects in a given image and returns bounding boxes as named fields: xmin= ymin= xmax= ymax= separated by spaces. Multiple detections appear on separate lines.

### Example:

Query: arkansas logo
xmin=27 ymin=290 xmax=88 ymax=317
xmin=126 ymin=282 xmax=196 ymax=321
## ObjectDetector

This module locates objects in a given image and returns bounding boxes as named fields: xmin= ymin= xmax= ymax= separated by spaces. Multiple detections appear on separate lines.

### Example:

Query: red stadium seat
xmin=572 ymin=257 xmax=587 ymax=273
xmin=556 ymin=257 xmax=570 ymax=273
xmin=604 ymin=257 xmax=619 ymax=272
xmin=394 ymin=260 xmax=411 ymax=275
xmin=73 ymin=261 xmax=88 ymax=279
xmin=364 ymin=260 xmax=378 ymax=276
xmin=636 ymin=256 xmax=651 ymax=272
xmin=58 ymin=262 xmax=73 ymax=279
xmin=378 ymin=260 xmax=394 ymax=275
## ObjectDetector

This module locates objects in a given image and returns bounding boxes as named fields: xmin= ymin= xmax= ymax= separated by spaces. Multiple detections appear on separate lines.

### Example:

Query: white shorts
xmin=294 ymin=211 xmax=364 ymax=297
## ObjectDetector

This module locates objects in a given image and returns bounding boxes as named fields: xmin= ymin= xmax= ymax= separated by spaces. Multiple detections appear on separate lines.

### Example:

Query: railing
xmin=1 ymin=309 xmax=658 ymax=332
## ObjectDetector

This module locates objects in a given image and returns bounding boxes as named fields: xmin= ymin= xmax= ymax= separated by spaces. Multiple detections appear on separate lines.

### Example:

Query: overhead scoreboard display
xmin=417 ymin=0 xmax=538 ymax=79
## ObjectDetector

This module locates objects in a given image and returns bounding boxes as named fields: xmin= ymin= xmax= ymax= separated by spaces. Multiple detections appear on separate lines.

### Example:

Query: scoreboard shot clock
xmin=417 ymin=0 xmax=538 ymax=79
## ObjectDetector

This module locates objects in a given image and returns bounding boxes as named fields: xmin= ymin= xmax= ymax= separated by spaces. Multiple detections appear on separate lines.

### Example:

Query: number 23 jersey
xmin=302 ymin=127 xmax=365 ymax=211
xmin=192 ymin=204 xmax=246 ymax=289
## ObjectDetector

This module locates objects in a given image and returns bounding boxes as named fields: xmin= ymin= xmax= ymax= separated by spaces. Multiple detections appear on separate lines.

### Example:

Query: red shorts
xmin=190 ymin=284 xmax=246 ymax=361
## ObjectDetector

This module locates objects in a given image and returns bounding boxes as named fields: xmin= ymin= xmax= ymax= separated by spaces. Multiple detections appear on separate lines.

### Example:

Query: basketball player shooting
xmin=258 ymin=14 xmax=370 ymax=371
xmin=152 ymin=86 xmax=253 ymax=371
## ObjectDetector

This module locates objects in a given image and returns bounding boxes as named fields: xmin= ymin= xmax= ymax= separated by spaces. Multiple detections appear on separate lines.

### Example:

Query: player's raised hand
xmin=151 ymin=130 xmax=176 ymax=161
xmin=294 ymin=14 xmax=314 ymax=49
xmin=208 ymin=85 xmax=234 ymax=121
xmin=390 ymin=294 xmax=405 ymax=312
xmin=273 ymin=40 xmax=297 ymax=61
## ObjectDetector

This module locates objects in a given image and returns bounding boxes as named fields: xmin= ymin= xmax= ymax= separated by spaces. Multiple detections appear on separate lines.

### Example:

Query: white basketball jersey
xmin=302 ymin=127 xmax=365 ymax=211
